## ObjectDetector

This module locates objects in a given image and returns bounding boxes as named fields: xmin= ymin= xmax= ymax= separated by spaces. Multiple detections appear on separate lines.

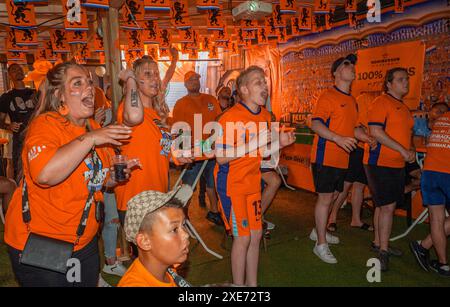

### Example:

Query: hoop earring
xmin=58 ymin=104 xmax=69 ymax=116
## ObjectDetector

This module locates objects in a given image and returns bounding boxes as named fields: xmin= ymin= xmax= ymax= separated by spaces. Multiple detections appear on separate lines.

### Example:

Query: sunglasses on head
xmin=342 ymin=60 xmax=353 ymax=66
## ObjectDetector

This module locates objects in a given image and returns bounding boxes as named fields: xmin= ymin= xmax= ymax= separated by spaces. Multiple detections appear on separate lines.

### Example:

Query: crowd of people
xmin=0 ymin=50 xmax=448 ymax=287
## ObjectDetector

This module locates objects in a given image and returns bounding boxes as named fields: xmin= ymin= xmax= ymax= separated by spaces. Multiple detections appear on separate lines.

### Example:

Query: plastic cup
xmin=112 ymin=155 xmax=127 ymax=182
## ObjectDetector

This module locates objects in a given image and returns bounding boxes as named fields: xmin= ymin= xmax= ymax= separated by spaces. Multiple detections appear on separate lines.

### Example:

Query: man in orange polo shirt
xmin=309 ymin=54 xmax=358 ymax=264
xmin=363 ymin=67 xmax=415 ymax=271
xmin=410 ymin=110 xmax=450 ymax=277
xmin=172 ymin=71 xmax=222 ymax=225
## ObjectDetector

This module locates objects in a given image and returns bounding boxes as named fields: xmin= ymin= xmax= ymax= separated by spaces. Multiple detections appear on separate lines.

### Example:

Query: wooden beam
xmin=102 ymin=8 xmax=122 ymax=121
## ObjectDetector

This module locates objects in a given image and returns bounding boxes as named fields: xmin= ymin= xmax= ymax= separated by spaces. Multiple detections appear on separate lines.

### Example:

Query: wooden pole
xmin=102 ymin=3 xmax=123 ymax=122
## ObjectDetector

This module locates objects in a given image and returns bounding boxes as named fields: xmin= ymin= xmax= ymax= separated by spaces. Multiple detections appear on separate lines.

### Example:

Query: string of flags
xmin=3 ymin=0 xmax=408 ymax=64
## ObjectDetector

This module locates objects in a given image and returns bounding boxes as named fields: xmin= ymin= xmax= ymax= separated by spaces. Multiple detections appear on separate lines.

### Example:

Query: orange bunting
xmin=200 ymin=35 xmax=211 ymax=50
xmin=271 ymin=4 xmax=285 ymax=28
xmin=14 ymin=28 xmax=38 ymax=46
xmin=394 ymin=0 xmax=404 ymax=13
xmin=188 ymin=48 xmax=198 ymax=60
xmin=179 ymin=28 xmax=195 ymax=43
xmin=277 ymin=27 xmax=288 ymax=43
xmin=207 ymin=8 xmax=225 ymax=31
xmin=348 ymin=12 xmax=357 ymax=28
xmin=298 ymin=5 xmax=312 ymax=30
xmin=62 ymin=0 xmax=88 ymax=31
xmin=126 ymin=30 xmax=144 ymax=50
xmin=314 ymin=0 xmax=330 ymax=14
xmin=158 ymin=47 xmax=169 ymax=58
xmin=243 ymin=29 xmax=256 ymax=41
xmin=68 ymin=31 xmax=88 ymax=44
xmin=344 ymin=0 xmax=357 ymax=13
xmin=7 ymin=29 xmax=30 ymax=51
xmin=93 ymin=32 xmax=104 ymax=52
xmin=325 ymin=8 xmax=335 ymax=30
xmin=7 ymin=51 xmax=27 ymax=64
xmin=143 ymin=19 xmax=159 ymax=44
xmin=157 ymin=29 xmax=171 ymax=49
xmin=125 ymin=49 xmax=144 ymax=66
xmin=6 ymin=0 xmax=37 ymax=29
xmin=120 ymin=0 xmax=145 ymax=30
xmin=208 ymin=44 xmax=218 ymax=59
xmin=241 ymin=20 xmax=259 ymax=31
xmin=147 ymin=44 xmax=159 ymax=60
xmin=50 ymin=29 xmax=70 ymax=52
xmin=257 ymin=27 xmax=269 ymax=45
xmin=213 ymin=30 xmax=228 ymax=42
xmin=171 ymin=0 xmax=191 ymax=29
xmin=279 ymin=0 xmax=296 ymax=14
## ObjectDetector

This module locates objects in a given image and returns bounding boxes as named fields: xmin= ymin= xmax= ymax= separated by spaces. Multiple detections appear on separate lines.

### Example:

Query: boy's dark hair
xmin=139 ymin=198 xmax=185 ymax=234
xmin=383 ymin=67 xmax=408 ymax=92
xmin=236 ymin=66 xmax=265 ymax=97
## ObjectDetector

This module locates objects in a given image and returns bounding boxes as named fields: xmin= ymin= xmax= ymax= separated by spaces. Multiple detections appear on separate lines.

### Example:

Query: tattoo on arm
xmin=77 ymin=135 xmax=85 ymax=142
xmin=131 ymin=89 xmax=138 ymax=108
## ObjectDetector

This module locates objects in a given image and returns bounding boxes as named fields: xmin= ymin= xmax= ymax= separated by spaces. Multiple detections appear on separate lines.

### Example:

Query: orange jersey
xmin=94 ymin=86 xmax=111 ymax=110
xmin=118 ymin=259 xmax=177 ymax=287
xmin=363 ymin=94 xmax=414 ymax=168
xmin=214 ymin=102 xmax=272 ymax=195
xmin=355 ymin=93 xmax=376 ymax=148
xmin=115 ymin=103 xmax=171 ymax=211
xmin=310 ymin=87 xmax=358 ymax=169
xmin=5 ymin=112 xmax=113 ymax=251
xmin=172 ymin=93 xmax=221 ymax=141
xmin=423 ymin=112 xmax=450 ymax=174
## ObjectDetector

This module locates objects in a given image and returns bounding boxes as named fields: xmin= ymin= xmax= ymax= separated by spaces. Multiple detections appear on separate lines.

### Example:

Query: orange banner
xmin=143 ymin=19 xmax=159 ymax=44
xmin=147 ymin=44 xmax=159 ymax=60
xmin=120 ymin=0 xmax=145 ymax=30
xmin=200 ymin=35 xmax=211 ymax=50
xmin=207 ymin=8 xmax=225 ymax=31
xmin=257 ymin=27 xmax=269 ymax=45
xmin=325 ymin=8 xmax=334 ymax=30
xmin=144 ymin=0 xmax=171 ymax=11
xmin=158 ymin=47 xmax=169 ymax=58
xmin=243 ymin=29 xmax=256 ymax=41
xmin=290 ymin=17 xmax=302 ymax=36
xmin=6 ymin=0 xmax=37 ymax=29
xmin=62 ymin=0 xmax=88 ymax=31
xmin=188 ymin=48 xmax=198 ymax=60
xmin=7 ymin=29 xmax=29 ymax=52
xmin=68 ymin=31 xmax=88 ymax=44
xmin=157 ymin=29 xmax=171 ymax=49
xmin=14 ymin=28 xmax=38 ymax=46
xmin=298 ymin=5 xmax=312 ymax=30
xmin=314 ymin=0 xmax=330 ymax=14
xmin=171 ymin=0 xmax=190 ymax=29
xmin=93 ymin=32 xmax=104 ymax=52
xmin=82 ymin=0 xmax=109 ymax=9
xmin=43 ymin=40 xmax=58 ymax=62
xmin=35 ymin=48 xmax=47 ymax=60
xmin=280 ymin=143 xmax=315 ymax=192
xmin=353 ymin=40 xmax=425 ymax=109
xmin=179 ymin=28 xmax=194 ymax=43
xmin=241 ymin=19 xmax=259 ymax=31
xmin=272 ymin=4 xmax=285 ymax=28
xmin=236 ymin=28 xmax=246 ymax=46
xmin=127 ymin=30 xmax=144 ymax=51
xmin=279 ymin=0 xmax=296 ymax=14
xmin=277 ymin=27 xmax=288 ymax=43
xmin=345 ymin=0 xmax=357 ymax=13
xmin=213 ymin=30 xmax=228 ymax=42
xmin=7 ymin=51 xmax=27 ymax=64
xmin=208 ymin=44 xmax=218 ymax=59
xmin=50 ymin=29 xmax=70 ymax=52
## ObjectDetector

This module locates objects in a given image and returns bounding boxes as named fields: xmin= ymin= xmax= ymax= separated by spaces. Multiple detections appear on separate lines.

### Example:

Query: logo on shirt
xmin=207 ymin=103 xmax=215 ymax=111
xmin=83 ymin=155 xmax=108 ymax=192
xmin=27 ymin=145 xmax=47 ymax=162
xmin=154 ymin=119 xmax=172 ymax=157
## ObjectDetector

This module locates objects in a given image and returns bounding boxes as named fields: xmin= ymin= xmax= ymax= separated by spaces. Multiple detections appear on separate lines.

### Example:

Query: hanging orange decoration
xmin=344 ymin=0 xmax=357 ymax=13
xmin=143 ymin=19 xmax=159 ymax=44
xmin=157 ymin=29 xmax=171 ymax=49
xmin=68 ymin=31 xmax=88 ymax=44
xmin=144 ymin=0 xmax=170 ymax=12
xmin=6 ymin=30 xmax=29 ymax=52
xmin=314 ymin=0 xmax=330 ymax=14
xmin=14 ymin=28 xmax=38 ymax=46
xmin=257 ymin=27 xmax=269 ymax=45
xmin=50 ymin=29 xmax=70 ymax=52
xmin=279 ymin=0 xmax=296 ymax=14
xmin=208 ymin=43 xmax=218 ymax=59
xmin=120 ymin=0 xmax=145 ymax=30
xmin=6 ymin=0 xmax=37 ymax=29
xmin=196 ymin=0 xmax=219 ymax=10
xmin=207 ymin=8 xmax=225 ymax=31
xmin=298 ymin=5 xmax=312 ymax=30
xmin=127 ymin=30 xmax=144 ymax=51
xmin=241 ymin=20 xmax=259 ymax=31
xmin=171 ymin=0 xmax=191 ymax=29
xmin=93 ymin=32 xmax=104 ymax=52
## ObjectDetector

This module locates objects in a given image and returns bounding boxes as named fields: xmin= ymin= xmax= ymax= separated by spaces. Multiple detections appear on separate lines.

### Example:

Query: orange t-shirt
xmin=4 ymin=112 xmax=113 ymax=251
xmin=310 ymin=87 xmax=358 ymax=169
xmin=172 ymin=93 xmax=221 ymax=141
xmin=355 ymin=93 xmax=376 ymax=148
xmin=423 ymin=112 xmax=450 ymax=174
xmin=115 ymin=103 xmax=171 ymax=211
xmin=118 ymin=259 xmax=177 ymax=287
xmin=214 ymin=102 xmax=272 ymax=195
xmin=363 ymin=94 xmax=414 ymax=168
xmin=94 ymin=87 xmax=111 ymax=110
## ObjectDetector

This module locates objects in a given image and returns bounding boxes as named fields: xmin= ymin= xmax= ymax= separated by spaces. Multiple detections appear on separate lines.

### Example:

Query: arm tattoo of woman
xmin=131 ymin=89 xmax=138 ymax=107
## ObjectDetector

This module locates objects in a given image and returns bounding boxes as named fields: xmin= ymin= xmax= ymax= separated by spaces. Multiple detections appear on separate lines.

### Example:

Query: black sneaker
xmin=409 ymin=240 xmax=430 ymax=272
xmin=429 ymin=260 xmax=450 ymax=277
xmin=371 ymin=242 xmax=403 ymax=257
xmin=206 ymin=211 xmax=224 ymax=226
xmin=379 ymin=250 xmax=390 ymax=272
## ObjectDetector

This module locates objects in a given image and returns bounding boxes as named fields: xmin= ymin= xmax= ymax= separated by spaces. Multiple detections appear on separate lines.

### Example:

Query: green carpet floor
xmin=1 ymin=170 xmax=449 ymax=287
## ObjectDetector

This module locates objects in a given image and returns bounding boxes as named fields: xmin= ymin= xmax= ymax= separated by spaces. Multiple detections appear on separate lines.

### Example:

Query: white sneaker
xmin=309 ymin=228 xmax=340 ymax=244
xmin=102 ymin=261 xmax=127 ymax=277
xmin=264 ymin=220 xmax=275 ymax=230
xmin=313 ymin=243 xmax=338 ymax=264
xmin=98 ymin=274 xmax=112 ymax=287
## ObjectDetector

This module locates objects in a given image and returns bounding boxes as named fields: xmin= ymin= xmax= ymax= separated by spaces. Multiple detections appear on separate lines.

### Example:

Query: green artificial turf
xmin=1 ymin=171 xmax=449 ymax=287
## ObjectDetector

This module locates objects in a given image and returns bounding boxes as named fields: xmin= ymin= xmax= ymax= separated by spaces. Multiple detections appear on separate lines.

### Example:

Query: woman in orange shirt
xmin=4 ymin=62 xmax=135 ymax=287
xmin=115 ymin=56 xmax=191 ymax=226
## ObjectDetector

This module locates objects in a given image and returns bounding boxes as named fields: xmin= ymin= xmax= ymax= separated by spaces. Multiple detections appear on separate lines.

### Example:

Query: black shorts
xmin=364 ymin=164 xmax=405 ymax=207
xmin=312 ymin=163 xmax=347 ymax=193
xmin=345 ymin=147 xmax=367 ymax=185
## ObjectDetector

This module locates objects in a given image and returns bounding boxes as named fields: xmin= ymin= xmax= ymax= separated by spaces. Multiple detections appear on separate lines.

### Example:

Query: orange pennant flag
xmin=121 ymin=0 xmax=145 ymax=30
xmin=171 ymin=0 xmax=191 ymax=29
xmin=143 ymin=20 xmax=159 ymax=44
xmin=68 ymin=31 xmax=88 ymax=44
xmin=257 ymin=28 xmax=269 ymax=45
xmin=314 ymin=0 xmax=330 ymax=14
xmin=62 ymin=0 xmax=89 ymax=31
xmin=179 ymin=28 xmax=194 ymax=43
xmin=7 ymin=51 xmax=27 ymax=64
xmin=279 ymin=0 xmax=296 ymax=14
xmin=208 ymin=43 xmax=218 ymax=59
xmin=277 ymin=27 xmax=288 ymax=43
xmin=93 ymin=32 xmax=104 ymax=52
xmin=147 ymin=44 xmax=159 ymax=60
xmin=298 ymin=5 xmax=312 ymax=30
xmin=6 ymin=30 xmax=28 ymax=53
xmin=207 ymin=8 xmax=225 ymax=31
xmin=345 ymin=0 xmax=357 ymax=13
xmin=6 ymin=0 xmax=37 ymax=29
xmin=241 ymin=20 xmax=259 ymax=31
xmin=196 ymin=0 xmax=219 ymax=10
xmin=159 ymin=47 xmax=169 ymax=58
xmin=12 ymin=28 xmax=38 ymax=47
xmin=51 ymin=29 xmax=70 ymax=52
xmin=127 ymin=30 xmax=144 ymax=50
xmin=272 ymin=4 xmax=285 ymax=28
xmin=158 ymin=29 xmax=171 ymax=49
xmin=200 ymin=35 xmax=211 ymax=50
xmin=394 ymin=0 xmax=404 ymax=13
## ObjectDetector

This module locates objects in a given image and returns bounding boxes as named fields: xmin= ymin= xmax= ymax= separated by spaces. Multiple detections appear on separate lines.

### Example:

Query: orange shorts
xmin=217 ymin=192 xmax=262 ymax=237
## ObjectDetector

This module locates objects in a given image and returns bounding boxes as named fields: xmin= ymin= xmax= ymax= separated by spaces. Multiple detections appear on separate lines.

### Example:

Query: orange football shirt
xmin=118 ymin=259 xmax=177 ymax=287
xmin=423 ymin=112 xmax=450 ymax=174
